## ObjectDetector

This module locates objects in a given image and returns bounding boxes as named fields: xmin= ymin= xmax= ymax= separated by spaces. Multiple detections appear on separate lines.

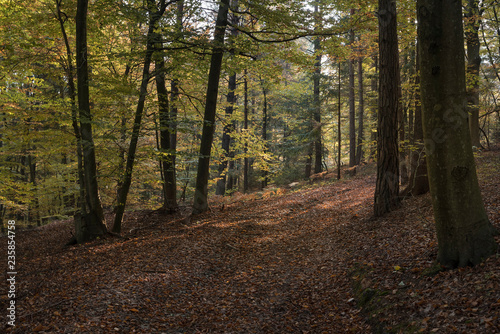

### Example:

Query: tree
xmin=216 ymin=0 xmax=239 ymax=196
xmin=313 ymin=2 xmax=323 ymax=174
xmin=348 ymin=8 xmax=357 ymax=168
xmin=417 ymin=0 xmax=497 ymax=267
xmin=355 ymin=56 xmax=365 ymax=165
xmin=192 ymin=0 xmax=230 ymax=214
xmin=113 ymin=0 xmax=170 ymax=232
xmin=374 ymin=0 xmax=400 ymax=216
xmin=403 ymin=44 xmax=429 ymax=196
xmin=74 ymin=0 xmax=108 ymax=242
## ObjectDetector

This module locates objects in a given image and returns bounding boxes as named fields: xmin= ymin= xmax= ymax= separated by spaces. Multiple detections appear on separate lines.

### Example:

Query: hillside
xmin=1 ymin=148 xmax=500 ymax=333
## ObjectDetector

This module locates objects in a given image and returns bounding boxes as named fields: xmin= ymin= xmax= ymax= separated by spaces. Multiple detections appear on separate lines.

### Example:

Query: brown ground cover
xmin=1 ymin=148 xmax=499 ymax=333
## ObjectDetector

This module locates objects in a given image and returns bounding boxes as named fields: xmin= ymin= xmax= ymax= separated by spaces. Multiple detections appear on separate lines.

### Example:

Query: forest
xmin=1 ymin=0 xmax=500 ymax=332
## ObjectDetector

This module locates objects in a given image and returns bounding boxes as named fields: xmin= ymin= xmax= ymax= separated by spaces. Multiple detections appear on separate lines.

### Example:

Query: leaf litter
xmin=1 ymin=148 xmax=499 ymax=333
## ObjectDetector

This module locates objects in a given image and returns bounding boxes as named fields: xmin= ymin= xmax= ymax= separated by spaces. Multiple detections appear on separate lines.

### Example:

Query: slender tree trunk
xmin=403 ymin=43 xmax=429 ymax=196
xmin=337 ymin=61 xmax=342 ymax=180
xmin=355 ymin=57 xmax=365 ymax=165
xmin=75 ymin=0 xmax=107 ymax=242
xmin=192 ymin=0 xmax=230 ymax=214
xmin=243 ymin=69 xmax=249 ymax=193
xmin=374 ymin=0 xmax=400 ymax=216
xmin=261 ymin=86 xmax=269 ymax=189
xmin=400 ymin=53 xmax=409 ymax=186
xmin=465 ymin=0 xmax=481 ymax=147
xmin=113 ymin=0 xmax=168 ymax=231
xmin=370 ymin=55 xmax=379 ymax=160
xmin=156 ymin=55 xmax=178 ymax=212
xmin=313 ymin=3 xmax=322 ymax=174
xmin=417 ymin=0 xmax=497 ymax=267
xmin=216 ymin=0 xmax=239 ymax=196
xmin=55 ymin=0 xmax=86 ymax=223
xmin=348 ymin=20 xmax=356 ymax=167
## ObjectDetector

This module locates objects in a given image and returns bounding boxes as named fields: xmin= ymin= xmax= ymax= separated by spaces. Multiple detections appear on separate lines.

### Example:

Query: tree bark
xmin=243 ymin=68 xmax=249 ymax=193
xmin=156 ymin=55 xmax=178 ymax=212
xmin=75 ymin=0 xmax=107 ymax=242
xmin=192 ymin=0 xmax=230 ymax=214
xmin=261 ymin=85 xmax=269 ymax=189
xmin=216 ymin=0 xmax=239 ymax=196
xmin=313 ymin=3 xmax=322 ymax=174
xmin=355 ymin=57 xmax=365 ymax=165
xmin=374 ymin=0 xmax=400 ymax=216
xmin=337 ymin=61 xmax=342 ymax=180
xmin=417 ymin=0 xmax=497 ymax=267
xmin=348 ymin=16 xmax=356 ymax=167
xmin=55 ymin=0 xmax=86 ymax=224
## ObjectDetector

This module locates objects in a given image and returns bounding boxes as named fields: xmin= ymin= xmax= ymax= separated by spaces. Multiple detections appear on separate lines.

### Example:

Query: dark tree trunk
xmin=156 ymin=55 xmax=178 ymax=212
xmin=216 ymin=0 xmax=239 ymax=196
xmin=370 ymin=55 xmax=379 ymax=160
xmin=261 ymin=86 xmax=269 ymax=189
xmin=348 ymin=39 xmax=356 ymax=166
xmin=465 ymin=0 xmax=481 ymax=147
xmin=243 ymin=69 xmax=249 ymax=193
xmin=374 ymin=0 xmax=400 ymax=216
xmin=337 ymin=61 xmax=342 ymax=180
xmin=355 ymin=57 xmax=365 ymax=165
xmin=55 ymin=0 xmax=86 ymax=224
xmin=75 ymin=0 xmax=107 ymax=242
xmin=417 ymin=0 xmax=497 ymax=267
xmin=192 ymin=0 xmax=230 ymax=214
xmin=113 ymin=0 xmax=168 ymax=232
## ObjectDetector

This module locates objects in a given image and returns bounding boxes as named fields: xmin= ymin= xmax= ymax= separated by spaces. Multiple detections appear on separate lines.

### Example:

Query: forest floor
xmin=1 ymin=148 xmax=500 ymax=334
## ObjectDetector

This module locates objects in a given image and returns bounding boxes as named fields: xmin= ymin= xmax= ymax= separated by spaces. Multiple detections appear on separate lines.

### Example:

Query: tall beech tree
xmin=374 ymin=0 xmax=400 ymax=216
xmin=313 ymin=2 xmax=322 ymax=174
xmin=417 ymin=0 xmax=497 ymax=267
xmin=74 ymin=0 xmax=108 ymax=242
xmin=348 ymin=9 xmax=357 ymax=168
xmin=113 ymin=0 xmax=171 ymax=232
xmin=192 ymin=0 xmax=230 ymax=214
xmin=216 ymin=0 xmax=239 ymax=196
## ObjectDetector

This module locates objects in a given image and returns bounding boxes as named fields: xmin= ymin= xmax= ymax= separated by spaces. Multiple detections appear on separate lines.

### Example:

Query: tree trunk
xmin=337 ymin=61 xmax=342 ymax=180
xmin=55 ymin=0 xmax=87 ymax=225
xmin=192 ymin=0 xmax=230 ymax=214
xmin=216 ymin=0 xmax=239 ymax=196
xmin=465 ymin=0 xmax=481 ymax=147
xmin=75 ymin=0 xmax=107 ymax=242
xmin=243 ymin=69 xmax=249 ymax=193
xmin=403 ymin=44 xmax=429 ymax=196
xmin=355 ymin=57 xmax=365 ymax=165
xmin=156 ymin=55 xmax=178 ymax=212
xmin=348 ymin=18 xmax=356 ymax=167
xmin=261 ymin=86 xmax=269 ymax=189
xmin=374 ymin=0 xmax=400 ymax=216
xmin=313 ymin=3 xmax=322 ymax=174
xmin=113 ymin=0 xmax=168 ymax=231
xmin=370 ymin=55 xmax=378 ymax=160
xmin=417 ymin=0 xmax=497 ymax=267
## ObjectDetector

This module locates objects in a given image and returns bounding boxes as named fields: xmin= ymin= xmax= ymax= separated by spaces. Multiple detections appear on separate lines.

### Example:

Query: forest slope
xmin=1 ymin=148 xmax=500 ymax=333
